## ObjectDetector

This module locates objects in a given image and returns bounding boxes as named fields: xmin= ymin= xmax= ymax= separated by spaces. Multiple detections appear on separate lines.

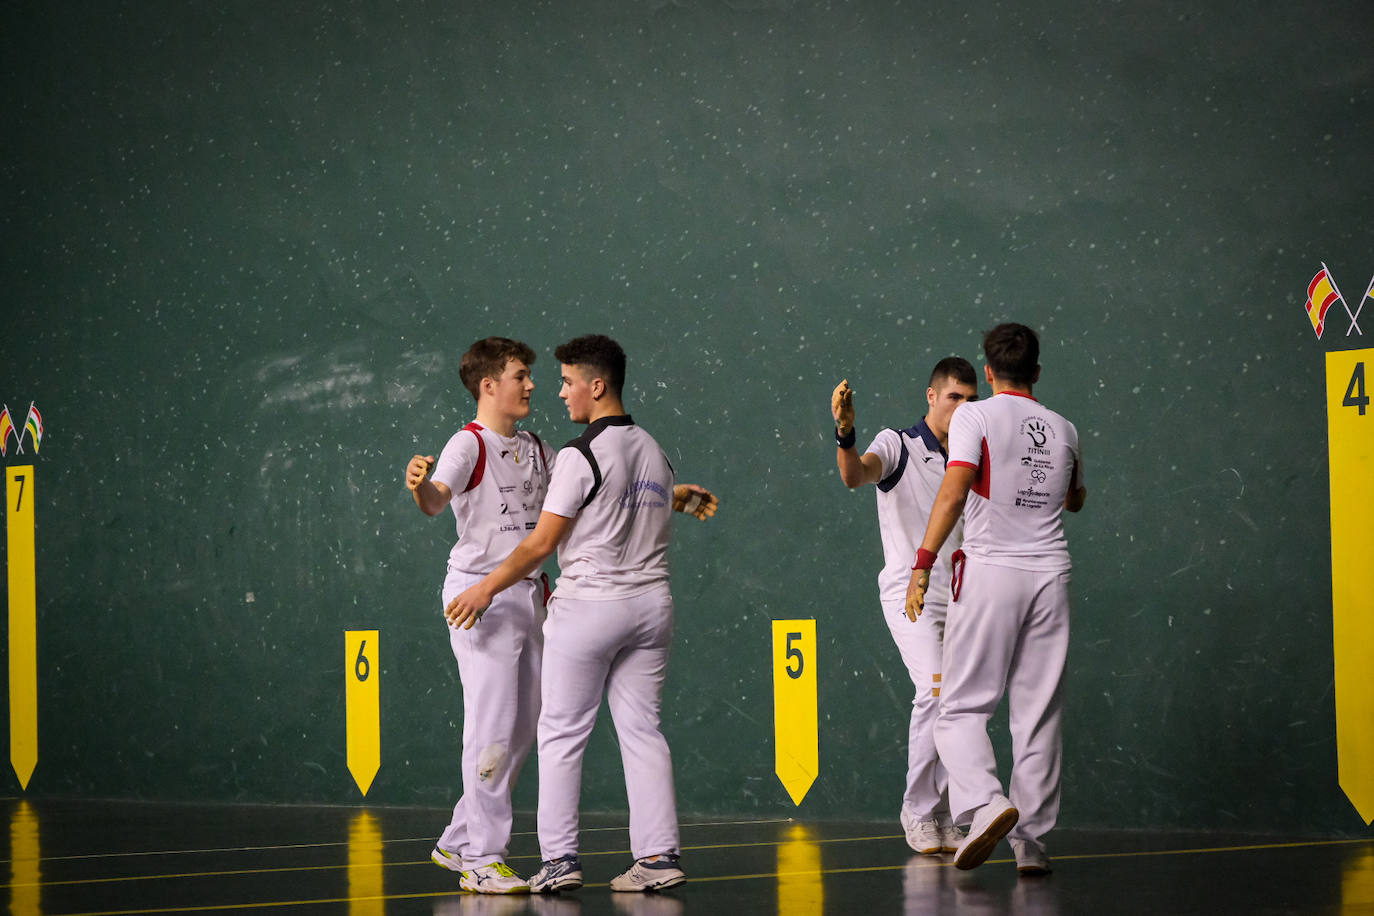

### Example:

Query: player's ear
xmin=984 ymin=364 xmax=995 ymax=385
xmin=1032 ymin=365 xmax=1042 ymax=384
xmin=590 ymin=377 xmax=606 ymax=400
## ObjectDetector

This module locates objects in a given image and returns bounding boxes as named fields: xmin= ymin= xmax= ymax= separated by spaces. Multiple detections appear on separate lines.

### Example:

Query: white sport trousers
xmin=934 ymin=555 xmax=1071 ymax=847
xmin=437 ymin=571 xmax=544 ymax=864
xmin=537 ymin=584 xmax=680 ymax=861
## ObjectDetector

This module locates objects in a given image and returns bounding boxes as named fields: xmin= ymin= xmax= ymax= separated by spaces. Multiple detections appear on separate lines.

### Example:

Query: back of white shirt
xmin=946 ymin=392 xmax=1083 ymax=571
xmin=429 ymin=423 xmax=555 ymax=575
xmin=541 ymin=415 xmax=674 ymax=599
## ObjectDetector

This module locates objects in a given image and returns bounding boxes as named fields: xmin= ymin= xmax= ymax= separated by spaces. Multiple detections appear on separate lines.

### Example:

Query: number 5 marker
xmin=772 ymin=620 xmax=818 ymax=806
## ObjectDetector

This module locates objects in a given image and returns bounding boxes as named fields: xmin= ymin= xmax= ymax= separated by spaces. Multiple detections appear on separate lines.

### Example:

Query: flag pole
xmin=1349 ymin=274 xmax=1372 ymax=337
xmin=1324 ymin=262 xmax=1360 ymax=336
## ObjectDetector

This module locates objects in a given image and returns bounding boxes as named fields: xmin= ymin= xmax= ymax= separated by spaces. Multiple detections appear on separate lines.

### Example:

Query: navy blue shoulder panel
xmin=561 ymin=415 xmax=636 ymax=510
xmin=876 ymin=428 xmax=910 ymax=493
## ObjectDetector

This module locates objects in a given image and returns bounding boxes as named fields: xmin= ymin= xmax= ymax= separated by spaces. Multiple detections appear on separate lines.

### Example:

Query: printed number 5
xmin=1343 ymin=362 xmax=1369 ymax=416
xmin=355 ymin=640 xmax=370 ymax=682
xmin=786 ymin=632 xmax=804 ymax=679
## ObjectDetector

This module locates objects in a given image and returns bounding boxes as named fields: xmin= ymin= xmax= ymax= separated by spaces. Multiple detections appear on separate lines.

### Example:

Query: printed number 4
xmin=1343 ymin=362 xmax=1369 ymax=416
xmin=786 ymin=632 xmax=804 ymax=679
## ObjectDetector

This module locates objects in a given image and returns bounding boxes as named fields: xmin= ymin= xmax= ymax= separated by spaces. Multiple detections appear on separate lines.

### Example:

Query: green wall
xmin=2 ymin=0 xmax=1372 ymax=835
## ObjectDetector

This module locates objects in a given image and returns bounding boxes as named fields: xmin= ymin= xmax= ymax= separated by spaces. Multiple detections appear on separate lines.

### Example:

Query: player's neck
xmin=991 ymin=379 xmax=1034 ymax=398
xmin=586 ymin=396 xmax=627 ymax=424
xmin=474 ymin=405 xmax=518 ymax=438
xmin=921 ymin=414 xmax=950 ymax=449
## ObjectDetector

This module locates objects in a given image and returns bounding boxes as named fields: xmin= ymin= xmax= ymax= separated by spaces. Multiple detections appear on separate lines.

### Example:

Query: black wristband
xmin=835 ymin=426 xmax=856 ymax=449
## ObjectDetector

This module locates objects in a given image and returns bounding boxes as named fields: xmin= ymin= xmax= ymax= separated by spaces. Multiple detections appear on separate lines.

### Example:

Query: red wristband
xmin=912 ymin=548 xmax=937 ymax=571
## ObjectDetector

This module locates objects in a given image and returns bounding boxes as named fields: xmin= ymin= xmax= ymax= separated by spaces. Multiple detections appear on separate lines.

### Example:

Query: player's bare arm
xmin=831 ymin=379 xmax=884 ymax=488
xmin=1064 ymin=459 xmax=1088 ymax=513
xmin=406 ymin=454 xmax=451 ymax=516
xmin=673 ymin=484 xmax=719 ymax=520
xmin=904 ymin=465 xmax=975 ymax=621
xmin=445 ymin=511 xmax=573 ymax=629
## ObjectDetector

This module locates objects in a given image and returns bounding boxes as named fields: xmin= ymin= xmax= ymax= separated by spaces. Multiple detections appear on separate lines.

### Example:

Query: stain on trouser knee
xmin=476 ymin=743 xmax=509 ymax=782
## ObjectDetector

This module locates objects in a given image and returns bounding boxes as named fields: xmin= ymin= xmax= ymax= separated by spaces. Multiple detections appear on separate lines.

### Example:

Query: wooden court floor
xmin=4 ymin=797 xmax=1373 ymax=915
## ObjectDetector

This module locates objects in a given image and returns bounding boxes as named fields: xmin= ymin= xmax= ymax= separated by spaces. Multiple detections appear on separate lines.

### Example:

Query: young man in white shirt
xmin=404 ymin=336 xmax=556 ymax=894
xmin=444 ymin=334 xmax=717 ymax=895
xmin=831 ymin=357 xmax=978 ymax=857
xmin=906 ymin=323 xmax=1087 ymax=876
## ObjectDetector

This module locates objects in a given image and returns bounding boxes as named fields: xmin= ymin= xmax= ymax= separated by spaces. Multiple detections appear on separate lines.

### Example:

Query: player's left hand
xmin=904 ymin=569 xmax=930 ymax=622
xmin=445 ymin=586 xmax=493 ymax=629
xmin=673 ymin=484 xmax=719 ymax=520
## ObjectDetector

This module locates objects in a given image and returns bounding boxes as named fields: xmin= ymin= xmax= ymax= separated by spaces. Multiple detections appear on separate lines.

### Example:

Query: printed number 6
xmin=355 ymin=640 xmax=370 ymax=682
xmin=786 ymin=632 xmax=804 ymax=679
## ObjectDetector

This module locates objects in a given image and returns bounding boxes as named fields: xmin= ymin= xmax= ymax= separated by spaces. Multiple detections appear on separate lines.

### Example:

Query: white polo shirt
xmin=541 ymin=415 xmax=674 ymax=599
xmin=430 ymin=422 xmax=555 ymax=575
xmin=946 ymin=392 xmax=1083 ymax=571
xmin=865 ymin=420 xmax=962 ymax=606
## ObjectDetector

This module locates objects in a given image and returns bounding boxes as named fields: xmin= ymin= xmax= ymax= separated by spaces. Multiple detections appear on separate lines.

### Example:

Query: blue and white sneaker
xmin=610 ymin=854 xmax=685 ymax=892
xmin=431 ymin=846 xmax=465 ymax=872
xmin=529 ymin=855 xmax=583 ymax=893
xmin=460 ymin=860 xmax=530 ymax=894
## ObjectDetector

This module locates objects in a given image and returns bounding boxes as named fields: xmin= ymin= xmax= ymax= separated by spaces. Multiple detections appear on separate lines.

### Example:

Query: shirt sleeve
xmin=1065 ymin=420 xmax=1085 ymax=487
xmin=430 ymin=429 xmax=479 ymax=495
xmin=946 ymin=404 xmax=983 ymax=469
xmin=541 ymin=445 xmax=595 ymax=518
xmin=862 ymin=428 xmax=902 ymax=479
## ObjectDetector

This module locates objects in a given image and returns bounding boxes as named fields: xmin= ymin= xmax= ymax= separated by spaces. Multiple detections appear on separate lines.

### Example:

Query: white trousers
xmin=934 ymin=556 xmax=1070 ymax=847
xmin=882 ymin=597 xmax=951 ymax=820
xmin=537 ymin=584 xmax=679 ymax=861
xmin=437 ymin=571 xmax=544 ymax=864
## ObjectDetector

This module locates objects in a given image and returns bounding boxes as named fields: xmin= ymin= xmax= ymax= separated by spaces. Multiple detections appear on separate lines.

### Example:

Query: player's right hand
xmin=831 ymin=379 xmax=855 ymax=435
xmin=904 ymin=568 xmax=930 ymax=622
xmin=406 ymin=455 xmax=436 ymax=491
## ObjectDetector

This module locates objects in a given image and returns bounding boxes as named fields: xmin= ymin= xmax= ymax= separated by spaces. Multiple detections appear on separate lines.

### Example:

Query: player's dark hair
xmin=459 ymin=337 xmax=536 ymax=401
xmin=928 ymin=356 xmax=977 ymax=389
xmin=983 ymin=323 xmax=1039 ymax=385
xmin=555 ymin=334 xmax=626 ymax=396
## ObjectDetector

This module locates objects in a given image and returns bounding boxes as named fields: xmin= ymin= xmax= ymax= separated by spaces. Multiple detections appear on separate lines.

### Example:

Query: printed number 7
xmin=13 ymin=474 xmax=24 ymax=513
xmin=786 ymin=632 xmax=804 ymax=679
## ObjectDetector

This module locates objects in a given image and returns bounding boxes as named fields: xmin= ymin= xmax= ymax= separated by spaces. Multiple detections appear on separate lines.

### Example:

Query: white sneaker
xmin=529 ymin=855 xmax=584 ymax=893
xmin=431 ymin=846 xmax=465 ymax=872
xmin=937 ymin=819 xmax=964 ymax=854
xmin=1010 ymin=838 xmax=1052 ymax=876
xmin=953 ymin=795 xmax=1018 ymax=871
xmin=610 ymin=854 xmax=686 ymax=892
xmin=899 ymin=809 xmax=946 ymax=855
xmin=460 ymin=860 xmax=530 ymax=894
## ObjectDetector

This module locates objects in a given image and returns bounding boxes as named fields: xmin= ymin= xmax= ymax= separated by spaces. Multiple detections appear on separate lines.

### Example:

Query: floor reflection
xmin=348 ymin=809 xmax=385 ymax=916
xmin=9 ymin=801 xmax=40 ymax=916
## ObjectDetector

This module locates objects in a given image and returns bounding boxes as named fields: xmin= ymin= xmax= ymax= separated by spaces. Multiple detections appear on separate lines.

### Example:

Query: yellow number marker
xmin=347 ymin=810 xmax=384 ymax=916
xmin=772 ymin=620 xmax=818 ymax=806
xmin=1328 ymin=349 xmax=1374 ymax=824
xmin=776 ymin=821 xmax=823 ymax=916
xmin=7 ymin=466 xmax=37 ymax=789
xmin=345 ymin=630 xmax=381 ymax=795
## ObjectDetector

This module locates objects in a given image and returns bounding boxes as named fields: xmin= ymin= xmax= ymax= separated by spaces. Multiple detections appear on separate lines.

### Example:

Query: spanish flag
xmin=1307 ymin=267 xmax=1343 ymax=338
xmin=23 ymin=404 xmax=42 ymax=453
xmin=0 ymin=406 xmax=13 ymax=457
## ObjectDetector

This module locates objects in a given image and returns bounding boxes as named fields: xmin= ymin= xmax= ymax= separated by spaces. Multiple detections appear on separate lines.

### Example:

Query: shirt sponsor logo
xmin=618 ymin=479 xmax=668 ymax=510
